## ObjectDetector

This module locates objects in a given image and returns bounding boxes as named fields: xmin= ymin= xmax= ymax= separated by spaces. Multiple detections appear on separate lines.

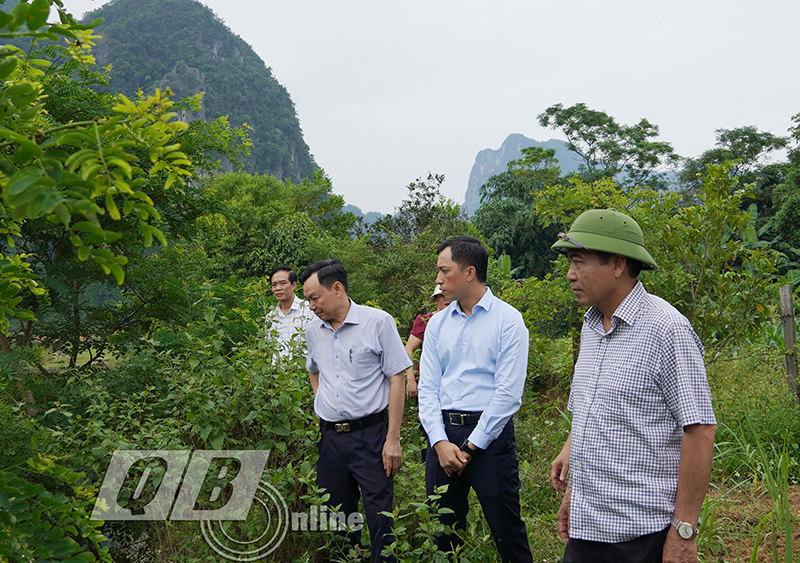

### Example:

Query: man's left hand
xmin=382 ymin=437 xmax=402 ymax=477
xmin=662 ymin=526 xmax=697 ymax=563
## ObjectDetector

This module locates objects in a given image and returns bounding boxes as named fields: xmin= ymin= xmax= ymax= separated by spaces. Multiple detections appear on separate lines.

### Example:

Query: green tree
xmin=533 ymin=165 xmax=780 ymax=357
xmin=773 ymin=114 xmax=800 ymax=251
xmin=361 ymin=174 xmax=477 ymax=332
xmin=679 ymin=126 xmax=788 ymax=219
xmin=473 ymin=146 xmax=562 ymax=278
xmin=2 ymin=36 xmax=250 ymax=369
xmin=538 ymin=102 xmax=679 ymax=188
xmin=194 ymin=169 xmax=356 ymax=280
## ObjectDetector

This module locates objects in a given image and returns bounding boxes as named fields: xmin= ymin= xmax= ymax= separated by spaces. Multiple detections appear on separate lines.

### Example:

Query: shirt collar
xmin=450 ymin=286 xmax=492 ymax=317
xmin=288 ymin=295 xmax=304 ymax=311
xmin=275 ymin=294 xmax=303 ymax=314
xmin=585 ymin=280 xmax=646 ymax=329
xmin=320 ymin=298 xmax=358 ymax=330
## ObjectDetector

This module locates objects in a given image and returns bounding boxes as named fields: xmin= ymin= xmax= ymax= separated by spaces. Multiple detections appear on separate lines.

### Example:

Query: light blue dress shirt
xmin=418 ymin=287 xmax=529 ymax=449
xmin=306 ymin=300 xmax=412 ymax=422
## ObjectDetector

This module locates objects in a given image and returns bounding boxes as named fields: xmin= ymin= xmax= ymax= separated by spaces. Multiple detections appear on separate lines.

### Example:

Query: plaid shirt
xmin=266 ymin=296 xmax=313 ymax=356
xmin=568 ymin=281 xmax=716 ymax=543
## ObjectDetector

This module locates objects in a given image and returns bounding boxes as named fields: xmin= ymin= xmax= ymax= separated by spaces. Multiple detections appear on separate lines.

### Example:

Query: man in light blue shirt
xmin=418 ymin=236 xmax=532 ymax=563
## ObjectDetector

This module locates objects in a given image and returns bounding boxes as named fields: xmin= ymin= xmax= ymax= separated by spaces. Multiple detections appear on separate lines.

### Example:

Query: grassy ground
xmin=42 ymin=348 xmax=122 ymax=370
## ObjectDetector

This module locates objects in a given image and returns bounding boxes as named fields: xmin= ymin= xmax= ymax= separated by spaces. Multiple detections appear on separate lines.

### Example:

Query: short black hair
xmin=270 ymin=266 xmax=297 ymax=284
xmin=299 ymin=259 xmax=348 ymax=293
xmin=437 ymin=236 xmax=488 ymax=283
xmin=595 ymin=251 xmax=643 ymax=279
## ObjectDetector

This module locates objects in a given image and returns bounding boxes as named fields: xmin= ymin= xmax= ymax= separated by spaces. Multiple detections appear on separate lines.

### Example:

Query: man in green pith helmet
xmin=549 ymin=209 xmax=717 ymax=563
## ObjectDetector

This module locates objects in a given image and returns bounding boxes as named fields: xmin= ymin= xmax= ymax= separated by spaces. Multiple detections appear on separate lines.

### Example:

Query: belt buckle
xmin=450 ymin=413 xmax=464 ymax=426
xmin=335 ymin=422 xmax=351 ymax=433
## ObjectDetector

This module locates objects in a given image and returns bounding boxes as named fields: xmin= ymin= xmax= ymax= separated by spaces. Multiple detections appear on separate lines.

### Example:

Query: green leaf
xmin=70 ymin=221 xmax=104 ymax=236
xmin=54 ymin=202 xmax=70 ymax=227
xmin=6 ymin=167 xmax=45 ymax=198
xmin=11 ymin=140 xmax=43 ymax=164
xmin=27 ymin=0 xmax=51 ymax=31
xmin=10 ymin=2 xmax=30 ymax=31
xmin=0 ymin=57 xmax=18 ymax=80
xmin=105 ymin=192 xmax=120 ymax=220
xmin=110 ymin=263 xmax=124 ymax=285
xmin=6 ymin=82 xmax=39 ymax=109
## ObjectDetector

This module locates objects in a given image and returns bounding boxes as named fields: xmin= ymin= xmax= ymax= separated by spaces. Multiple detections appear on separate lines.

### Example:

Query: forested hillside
xmin=85 ymin=0 xmax=317 ymax=181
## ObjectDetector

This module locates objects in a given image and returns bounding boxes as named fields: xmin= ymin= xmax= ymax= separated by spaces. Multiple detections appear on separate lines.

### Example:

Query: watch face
xmin=678 ymin=522 xmax=694 ymax=539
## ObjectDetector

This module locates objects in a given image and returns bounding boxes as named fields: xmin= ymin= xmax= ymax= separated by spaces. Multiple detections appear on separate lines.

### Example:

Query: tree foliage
xmin=538 ymin=102 xmax=679 ymax=188
xmin=362 ymin=174 xmax=477 ymax=332
xmin=194 ymin=170 xmax=356 ymax=280
xmin=533 ymin=165 xmax=780 ymax=356
xmin=0 ymin=1 xmax=198 ymax=337
xmin=473 ymin=146 xmax=562 ymax=278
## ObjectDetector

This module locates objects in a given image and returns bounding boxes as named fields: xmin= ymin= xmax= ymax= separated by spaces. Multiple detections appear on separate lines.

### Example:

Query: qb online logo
xmin=91 ymin=450 xmax=287 ymax=561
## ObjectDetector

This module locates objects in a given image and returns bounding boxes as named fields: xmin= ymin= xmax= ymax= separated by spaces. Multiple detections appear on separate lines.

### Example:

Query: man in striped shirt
xmin=549 ymin=209 xmax=717 ymax=563
xmin=301 ymin=259 xmax=411 ymax=563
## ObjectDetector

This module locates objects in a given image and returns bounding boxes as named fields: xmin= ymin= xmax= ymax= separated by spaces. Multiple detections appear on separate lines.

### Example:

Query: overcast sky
xmin=62 ymin=0 xmax=799 ymax=214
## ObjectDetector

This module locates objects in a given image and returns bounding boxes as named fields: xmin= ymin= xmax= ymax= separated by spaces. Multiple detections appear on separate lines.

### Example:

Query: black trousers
xmin=425 ymin=418 xmax=532 ymax=563
xmin=563 ymin=527 xmax=670 ymax=563
xmin=317 ymin=419 xmax=395 ymax=563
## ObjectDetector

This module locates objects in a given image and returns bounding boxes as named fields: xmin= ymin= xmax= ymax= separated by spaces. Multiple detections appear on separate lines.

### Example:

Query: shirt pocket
xmin=349 ymin=347 xmax=379 ymax=378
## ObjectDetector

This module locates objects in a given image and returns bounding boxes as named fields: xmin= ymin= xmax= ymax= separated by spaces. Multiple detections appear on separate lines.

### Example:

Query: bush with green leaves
xmin=533 ymin=164 xmax=782 ymax=356
xmin=0 ymin=459 xmax=110 ymax=563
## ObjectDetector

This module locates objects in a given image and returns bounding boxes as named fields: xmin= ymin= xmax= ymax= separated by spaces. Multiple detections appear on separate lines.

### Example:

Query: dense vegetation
xmin=85 ymin=0 xmax=317 ymax=181
xmin=1 ymin=2 xmax=800 ymax=562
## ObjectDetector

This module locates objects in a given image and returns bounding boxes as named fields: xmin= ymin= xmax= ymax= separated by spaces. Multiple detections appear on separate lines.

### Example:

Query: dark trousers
xmin=317 ymin=419 xmax=395 ymax=563
xmin=425 ymin=418 xmax=532 ymax=563
xmin=563 ymin=527 xmax=670 ymax=563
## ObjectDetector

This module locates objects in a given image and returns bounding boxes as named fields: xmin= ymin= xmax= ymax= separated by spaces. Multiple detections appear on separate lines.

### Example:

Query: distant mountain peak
xmin=463 ymin=134 xmax=581 ymax=216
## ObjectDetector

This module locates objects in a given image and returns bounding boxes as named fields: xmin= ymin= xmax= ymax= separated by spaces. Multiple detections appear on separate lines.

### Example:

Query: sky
xmin=61 ymin=0 xmax=800 ymax=214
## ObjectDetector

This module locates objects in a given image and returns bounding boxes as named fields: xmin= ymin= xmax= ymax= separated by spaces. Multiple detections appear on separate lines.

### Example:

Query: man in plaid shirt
xmin=266 ymin=266 xmax=313 ymax=357
xmin=549 ymin=210 xmax=717 ymax=563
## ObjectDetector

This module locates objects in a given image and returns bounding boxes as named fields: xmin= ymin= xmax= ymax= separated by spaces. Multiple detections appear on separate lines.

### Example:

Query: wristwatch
xmin=670 ymin=515 xmax=700 ymax=539
xmin=458 ymin=439 xmax=479 ymax=456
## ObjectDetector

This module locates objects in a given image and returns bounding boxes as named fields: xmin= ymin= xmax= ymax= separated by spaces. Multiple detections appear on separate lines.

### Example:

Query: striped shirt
xmin=266 ymin=296 xmax=313 ymax=356
xmin=306 ymin=300 xmax=412 ymax=422
xmin=568 ymin=281 xmax=716 ymax=543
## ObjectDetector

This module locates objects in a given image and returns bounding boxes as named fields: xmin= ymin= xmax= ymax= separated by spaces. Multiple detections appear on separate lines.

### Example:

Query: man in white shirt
xmin=266 ymin=266 xmax=313 ymax=357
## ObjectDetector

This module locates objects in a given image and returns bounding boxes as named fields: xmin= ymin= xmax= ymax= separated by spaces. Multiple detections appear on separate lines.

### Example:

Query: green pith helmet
xmin=551 ymin=209 xmax=658 ymax=270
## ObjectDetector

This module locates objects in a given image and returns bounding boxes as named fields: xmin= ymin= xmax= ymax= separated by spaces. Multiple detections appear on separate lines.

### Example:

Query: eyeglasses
xmin=557 ymin=232 xmax=586 ymax=249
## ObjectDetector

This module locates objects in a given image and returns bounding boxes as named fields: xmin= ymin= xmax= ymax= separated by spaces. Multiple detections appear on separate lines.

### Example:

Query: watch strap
xmin=670 ymin=515 xmax=699 ymax=538
xmin=458 ymin=439 xmax=479 ymax=455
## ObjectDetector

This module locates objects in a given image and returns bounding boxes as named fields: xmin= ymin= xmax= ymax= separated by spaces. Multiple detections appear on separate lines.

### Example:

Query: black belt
xmin=321 ymin=409 xmax=388 ymax=433
xmin=442 ymin=410 xmax=482 ymax=426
